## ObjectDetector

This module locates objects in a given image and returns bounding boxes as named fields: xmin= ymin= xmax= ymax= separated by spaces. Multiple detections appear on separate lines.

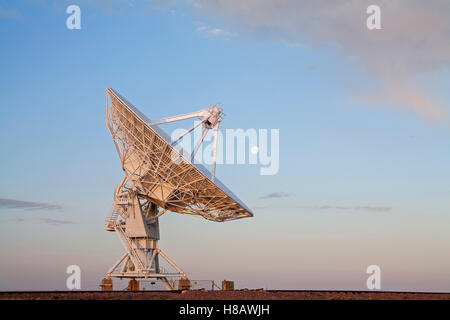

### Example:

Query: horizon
xmin=0 ymin=1 xmax=449 ymax=292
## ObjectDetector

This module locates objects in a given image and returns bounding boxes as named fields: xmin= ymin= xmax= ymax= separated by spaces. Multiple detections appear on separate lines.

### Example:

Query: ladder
xmin=105 ymin=206 xmax=120 ymax=231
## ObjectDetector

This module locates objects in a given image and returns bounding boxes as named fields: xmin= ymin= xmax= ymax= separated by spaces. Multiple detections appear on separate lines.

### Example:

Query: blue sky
xmin=0 ymin=0 xmax=449 ymax=291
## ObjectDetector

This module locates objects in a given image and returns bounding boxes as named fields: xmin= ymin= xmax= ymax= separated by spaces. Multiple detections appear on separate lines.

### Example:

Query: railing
xmin=105 ymin=192 xmax=129 ymax=231
xmin=105 ymin=206 xmax=120 ymax=231
xmin=114 ymin=224 xmax=146 ymax=271
xmin=138 ymin=279 xmax=220 ymax=291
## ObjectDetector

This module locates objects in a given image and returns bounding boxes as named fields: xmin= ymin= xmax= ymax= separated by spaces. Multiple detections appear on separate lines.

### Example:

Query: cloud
xmin=189 ymin=0 xmax=450 ymax=121
xmin=353 ymin=206 xmax=391 ymax=212
xmin=208 ymin=28 xmax=232 ymax=36
xmin=195 ymin=23 xmax=234 ymax=38
xmin=259 ymin=192 xmax=291 ymax=199
xmin=37 ymin=218 xmax=76 ymax=225
xmin=316 ymin=205 xmax=391 ymax=212
xmin=0 ymin=198 xmax=62 ymax=211
xmin=4 ymin=216 xmax=76 ymax=225
xmin=0 ymin=6 xmax=22 ymax=19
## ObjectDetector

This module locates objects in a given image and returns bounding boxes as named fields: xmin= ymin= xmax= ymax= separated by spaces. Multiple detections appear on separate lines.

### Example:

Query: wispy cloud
xmin=4 ymin=216 xmax=76 ymax=225
xmin=195 ymin=24 xmax=234 ymax=38
xmin=314 ymin=205 xmax=391 ymax=212
xmin=0 ymin=198 xmax=62 ymax=211
xmin=190 ymin=0 xmax=450 ymax=121
xmin=208 ymin=28 xmax=232 ymax=36
xmin=37 ymin=218 xmax=76 ymax=226
xmin=259 ymin=192 xmax=291 ymax=200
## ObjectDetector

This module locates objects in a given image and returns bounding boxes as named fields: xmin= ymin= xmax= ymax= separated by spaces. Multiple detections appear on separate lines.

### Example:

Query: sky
xmin=0 ymin=0 xmax=449 ymax=292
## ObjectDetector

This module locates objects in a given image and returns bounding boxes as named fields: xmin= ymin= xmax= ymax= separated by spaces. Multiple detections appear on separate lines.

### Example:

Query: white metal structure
xmin=104 ymin=88 xmax=253 ymax=289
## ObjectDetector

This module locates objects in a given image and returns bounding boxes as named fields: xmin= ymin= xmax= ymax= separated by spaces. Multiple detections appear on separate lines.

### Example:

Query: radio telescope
xmin=103 ymin=88 xmax=253 ymax=290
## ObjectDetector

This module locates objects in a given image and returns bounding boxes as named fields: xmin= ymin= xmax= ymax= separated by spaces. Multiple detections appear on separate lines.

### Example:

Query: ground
xmin=1 ymin=290 xmax=449 ymax=300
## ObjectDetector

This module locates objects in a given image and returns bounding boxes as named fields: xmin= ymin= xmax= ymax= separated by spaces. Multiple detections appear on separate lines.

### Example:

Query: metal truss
xmin=104 ymin=178 xmax=185 ymax=289
xmin=105 ymin=88 xmax=253 ymax=222
xmin=104 ymin=88 xmax=253 ymax=288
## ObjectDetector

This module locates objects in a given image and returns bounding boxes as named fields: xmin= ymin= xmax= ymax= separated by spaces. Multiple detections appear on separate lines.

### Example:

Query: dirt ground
xmin=1 ymin=290 xmax=449 ymax=300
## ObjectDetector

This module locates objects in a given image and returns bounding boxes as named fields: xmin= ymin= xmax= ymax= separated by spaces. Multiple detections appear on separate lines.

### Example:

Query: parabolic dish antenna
xmin=103 ymin=88 xmax=253 ymax=290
